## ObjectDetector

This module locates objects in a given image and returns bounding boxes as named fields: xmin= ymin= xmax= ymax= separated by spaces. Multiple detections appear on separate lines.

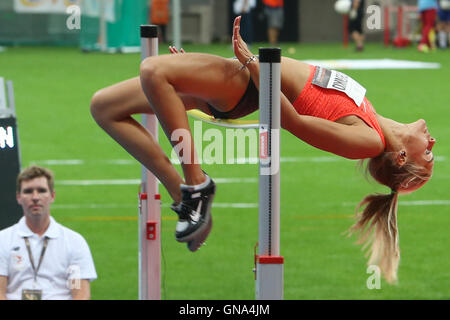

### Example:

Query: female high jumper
xmin=90 ymin=16 xmax=435 ymax=283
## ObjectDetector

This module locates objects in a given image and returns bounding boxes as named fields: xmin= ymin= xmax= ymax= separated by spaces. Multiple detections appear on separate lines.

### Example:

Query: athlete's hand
xmin=169 ymin=46 xmax=185 ymax=54
xmin=232 ymin=16 xmax=255 ymax=68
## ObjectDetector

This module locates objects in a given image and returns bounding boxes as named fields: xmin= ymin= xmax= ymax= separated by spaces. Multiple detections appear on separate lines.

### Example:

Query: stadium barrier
xmin=0 ymin=77 xmax=22 ymax=230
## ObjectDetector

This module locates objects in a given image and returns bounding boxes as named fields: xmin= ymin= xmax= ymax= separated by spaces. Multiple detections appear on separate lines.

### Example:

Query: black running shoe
xmin=187 ymin=217 xmax=212 ymax=252
xmin=171 ymin=203 xmax=213 ymax=252
xmin=173 ymin=173 xmax=216 ymax=245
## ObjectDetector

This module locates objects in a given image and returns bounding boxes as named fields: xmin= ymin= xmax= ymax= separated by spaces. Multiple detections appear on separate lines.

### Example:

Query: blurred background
xmin=0 ymin=0 xmax=424 ymax=48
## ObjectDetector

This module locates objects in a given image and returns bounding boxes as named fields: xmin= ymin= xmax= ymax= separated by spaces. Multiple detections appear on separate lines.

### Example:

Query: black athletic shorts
xmin=348 ymin=15 xmax=363 ymax=34
xmin=348 ymin=2 xmax=364 ymax=34
xmin=207 ymin=79 xmax=259 ymax=120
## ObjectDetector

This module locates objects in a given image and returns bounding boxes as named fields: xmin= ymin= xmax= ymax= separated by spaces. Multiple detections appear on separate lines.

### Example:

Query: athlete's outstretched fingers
xmin=232 ymin=16 xmax=254 ymax=66
xmin=169 ymin=46 xmax=185 ymax=54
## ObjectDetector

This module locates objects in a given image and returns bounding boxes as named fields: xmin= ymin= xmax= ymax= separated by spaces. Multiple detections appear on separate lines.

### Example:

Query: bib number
xmin=312 ymin=67 xmax=366 ymax=106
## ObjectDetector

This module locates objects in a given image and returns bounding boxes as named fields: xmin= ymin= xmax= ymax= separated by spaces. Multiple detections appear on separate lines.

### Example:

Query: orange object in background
xmin=151 ymin=0 xmax=169 ymax=25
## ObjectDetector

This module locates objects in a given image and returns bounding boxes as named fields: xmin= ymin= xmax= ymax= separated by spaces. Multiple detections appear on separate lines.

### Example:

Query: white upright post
xmin=172 ymin=0 xmax=181 ymax=50
xmin=0 ymin=77 xmax=7 ymax=110
xmin=98 ymin=0 xmax=107 ymax=52
xmin=139 ymin=25 xmax=161 ymax=300
xmin=256 ymin=48 xmax=283 ymax=300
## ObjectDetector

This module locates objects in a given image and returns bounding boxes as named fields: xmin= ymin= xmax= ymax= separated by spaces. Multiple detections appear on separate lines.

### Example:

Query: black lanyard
xmin=24 ymin=237 xmax=49 ymax=282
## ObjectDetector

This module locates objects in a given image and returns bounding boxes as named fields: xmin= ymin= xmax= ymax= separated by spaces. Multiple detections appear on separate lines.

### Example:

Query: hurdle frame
xmin=256 ymin=48 xmax=284 ymax=300
xmin=384 ymin=5 xmax=419 ymax=47
xmin=138 ymin=25 xmax=161 ymax=300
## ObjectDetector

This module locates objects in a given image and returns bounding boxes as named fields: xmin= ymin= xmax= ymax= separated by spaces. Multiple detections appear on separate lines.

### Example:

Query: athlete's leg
xmin=138 ymin=53 xmax=251 ymax=247
xmin=90 ymin=77 xmax=188 ymax=203
xmin=139 ymin=53 xmax=249 ymax=185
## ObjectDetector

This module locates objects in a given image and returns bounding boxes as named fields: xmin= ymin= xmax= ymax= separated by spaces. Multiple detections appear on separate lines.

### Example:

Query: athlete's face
xmin=399 ymin=119 xmax=435 ymax=192
xmin=404 ymin=119 xmax=435 ymax=169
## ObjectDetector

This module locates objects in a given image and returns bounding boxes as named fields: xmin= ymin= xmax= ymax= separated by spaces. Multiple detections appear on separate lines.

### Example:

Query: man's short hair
xmin=16 ymin=166 xmax=55 ymax=193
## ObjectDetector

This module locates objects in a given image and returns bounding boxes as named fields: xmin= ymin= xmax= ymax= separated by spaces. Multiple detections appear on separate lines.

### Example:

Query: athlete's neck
xmin=376 ymin=114 xmax=408 ymax=152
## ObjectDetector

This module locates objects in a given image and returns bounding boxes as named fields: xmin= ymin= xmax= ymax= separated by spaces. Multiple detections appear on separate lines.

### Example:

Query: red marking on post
xmin=257 ymin=255 xmax=284 ymax=264
xmin=259 ymin=130 xmax=268 ymax=159
xmin=139 ymin=193 xmax=148 ymax=200
xmin=147 ymin=222 xmax=157 ymax=240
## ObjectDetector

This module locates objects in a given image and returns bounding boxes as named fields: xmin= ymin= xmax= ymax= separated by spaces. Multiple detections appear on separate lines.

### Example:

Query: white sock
xmin=180 ymin=174 xmax=210 ymax=191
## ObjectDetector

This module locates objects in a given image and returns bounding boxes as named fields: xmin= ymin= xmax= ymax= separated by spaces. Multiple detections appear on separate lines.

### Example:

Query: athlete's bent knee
xmin=139 ymin=57 xmax=167 ymax=90
xmin=90 ymin=89 xmax=109 ymax=124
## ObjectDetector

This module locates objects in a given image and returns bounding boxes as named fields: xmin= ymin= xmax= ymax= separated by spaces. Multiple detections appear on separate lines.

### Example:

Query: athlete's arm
xmin=280 ymin=95 xmax=384 ymax=159
xmin=233 ymin=15 xmax=383 ymax=159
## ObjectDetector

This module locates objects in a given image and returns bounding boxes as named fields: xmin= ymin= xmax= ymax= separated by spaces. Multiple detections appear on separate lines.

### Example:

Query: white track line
xmin=53 ymin=200 xmax=449 ymax=210
xmin=58 ymin=179 xmax=141 ymax=186
xmin=57 ymin=177 xmax=258 ymax=186
xmin=344 ymin=200 xmax=450 ymax=207
xmin=30 ymin=156 xmax=447 ymax=166
xmin=52 ymin=202 xmax=258 ymax=210
xmin=400 ymin=200 xmax=450 ymax=206
xmin=35 ymin=159 xmax=86 ymax=165
xmin=32 ymin=156 xmax=345 ymax=166
xmin=52 ymin=203 xmax=136 ymax=209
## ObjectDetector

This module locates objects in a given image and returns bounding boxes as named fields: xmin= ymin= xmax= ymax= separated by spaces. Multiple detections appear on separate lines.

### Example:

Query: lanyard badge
xmin=22 ymin=289 xmax=42 ymax=300
xmin=21 ymin=237 xmax=49 ymax=300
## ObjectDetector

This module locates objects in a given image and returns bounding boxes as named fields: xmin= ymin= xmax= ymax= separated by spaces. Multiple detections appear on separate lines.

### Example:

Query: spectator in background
xmin=262 ymin=0 xmax=284 ymax=45
xmin=437 ymin=0 xmax=450 ymax=48
xmin=349 ymin=0 xmax=366 ymax=52
xmin=0 ymin=166 xmax=97 ymax=300
xmin=151 ymin=0 xmax=169 ymax=44
xmin=233 ymin=0 xmax=257 ymax=46
xmin=417 ymin=0 xmax=438 ymax=52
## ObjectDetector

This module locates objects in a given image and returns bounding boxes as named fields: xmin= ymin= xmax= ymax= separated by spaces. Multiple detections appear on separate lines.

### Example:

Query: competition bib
xmin=312 ymin=67 xmax=366 ymax=107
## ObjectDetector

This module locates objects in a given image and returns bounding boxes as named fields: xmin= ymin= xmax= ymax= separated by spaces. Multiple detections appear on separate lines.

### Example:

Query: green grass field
xmin=1 ymin=42 xmax=449 ymax=300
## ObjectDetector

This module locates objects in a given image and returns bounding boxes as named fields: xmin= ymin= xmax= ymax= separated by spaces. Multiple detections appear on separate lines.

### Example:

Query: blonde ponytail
xmin=348 ymin=191 xmax=400 ymax=284
xmin=350 ymin=149 xmax=433 ymax=284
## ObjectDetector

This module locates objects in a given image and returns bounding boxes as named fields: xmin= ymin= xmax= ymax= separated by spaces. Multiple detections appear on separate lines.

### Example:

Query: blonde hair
xmin=348 ymin=152 xmax=432 ymax=284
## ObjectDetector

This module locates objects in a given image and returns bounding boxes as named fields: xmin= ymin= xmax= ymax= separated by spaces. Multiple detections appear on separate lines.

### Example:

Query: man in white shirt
xmin=0 ymin=166 xmax=97 ymax=300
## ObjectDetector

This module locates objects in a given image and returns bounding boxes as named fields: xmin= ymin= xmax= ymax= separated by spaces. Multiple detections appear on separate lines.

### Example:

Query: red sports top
xmin=293 ymin=65 xmax=386 ymax=148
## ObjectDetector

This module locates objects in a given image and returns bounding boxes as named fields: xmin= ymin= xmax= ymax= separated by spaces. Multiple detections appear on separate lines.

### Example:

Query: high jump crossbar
xmin=186 ymin=109 xmax=259 ymax=129
xmin=139 ymin=25 xmax=161 ymax=300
